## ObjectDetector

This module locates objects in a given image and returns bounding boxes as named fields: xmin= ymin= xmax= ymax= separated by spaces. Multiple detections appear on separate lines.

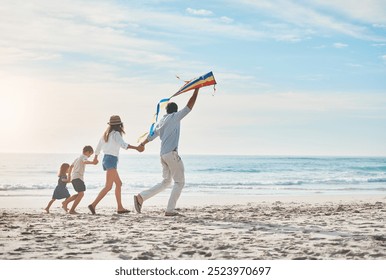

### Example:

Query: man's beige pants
xmin=140 ymin=151 xmax=185 ymax=213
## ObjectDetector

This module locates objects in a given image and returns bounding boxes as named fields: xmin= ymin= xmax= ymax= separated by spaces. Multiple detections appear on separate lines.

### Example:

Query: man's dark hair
xmin=166 ymin=102 xmax=178 ymax=114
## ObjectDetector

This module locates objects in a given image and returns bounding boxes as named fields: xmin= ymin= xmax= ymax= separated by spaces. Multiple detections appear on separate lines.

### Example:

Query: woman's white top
xmin=95 ymin=131 xmax=128 ymax=157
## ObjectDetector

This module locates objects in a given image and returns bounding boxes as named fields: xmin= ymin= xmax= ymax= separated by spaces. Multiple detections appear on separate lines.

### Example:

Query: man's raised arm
xmin=187 ymin=88 xmax=199 ymax=110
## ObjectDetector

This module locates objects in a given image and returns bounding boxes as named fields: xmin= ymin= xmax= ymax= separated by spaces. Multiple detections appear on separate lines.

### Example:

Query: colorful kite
xmin=138 ymin=71 xmax=217 ymax=142
xmin=173 ymin=71 xmax=217 ymax=97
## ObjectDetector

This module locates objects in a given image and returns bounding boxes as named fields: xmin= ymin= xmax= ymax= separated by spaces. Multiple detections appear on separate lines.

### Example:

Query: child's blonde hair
xmin=58 ymin=163 xmax=70 ymax=177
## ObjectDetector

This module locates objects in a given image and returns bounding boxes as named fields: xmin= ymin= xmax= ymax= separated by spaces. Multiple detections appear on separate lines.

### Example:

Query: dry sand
xmin=1 ymin=194 xmax=385 ymax=260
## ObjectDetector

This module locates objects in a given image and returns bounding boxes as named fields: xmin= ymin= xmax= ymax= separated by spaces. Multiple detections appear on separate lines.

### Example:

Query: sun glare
xmin=0 ymin=81 xmax=31 ymax=133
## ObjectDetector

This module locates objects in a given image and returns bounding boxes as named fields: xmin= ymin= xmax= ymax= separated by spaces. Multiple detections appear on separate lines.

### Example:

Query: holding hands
xmin=127 ymin=144 xmax=145 ymax=153
xmin=136 ymin=144 xmax=145 ymax=153
xmin=92 ymin=156 xmax=99 ymax=165
xmin=136 ymin=139 xmax=148 ymax=153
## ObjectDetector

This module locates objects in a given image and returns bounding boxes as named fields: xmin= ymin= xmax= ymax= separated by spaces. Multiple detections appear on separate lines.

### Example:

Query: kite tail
xmin=137 ymin=132 xmax=149 ymax=143
xmin=137 ymin=97 xmax=170 ymax=143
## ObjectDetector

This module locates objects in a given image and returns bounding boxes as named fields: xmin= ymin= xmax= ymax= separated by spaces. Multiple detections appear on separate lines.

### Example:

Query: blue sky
xmin=0 ymin=0 xmax=385 ymax=155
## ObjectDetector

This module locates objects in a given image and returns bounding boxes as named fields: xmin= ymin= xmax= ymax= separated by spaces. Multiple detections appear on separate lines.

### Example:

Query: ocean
xmin=0 ymin=153 xmax=385 ymax=199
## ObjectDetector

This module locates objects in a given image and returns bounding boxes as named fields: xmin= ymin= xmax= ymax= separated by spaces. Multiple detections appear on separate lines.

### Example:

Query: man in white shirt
xmin=135 ymin=88 xmax=199 ymax=216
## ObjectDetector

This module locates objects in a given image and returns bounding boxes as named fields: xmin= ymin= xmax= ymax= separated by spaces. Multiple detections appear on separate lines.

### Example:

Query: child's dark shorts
xmin=72 ymin=178 xmax=86 ymax=192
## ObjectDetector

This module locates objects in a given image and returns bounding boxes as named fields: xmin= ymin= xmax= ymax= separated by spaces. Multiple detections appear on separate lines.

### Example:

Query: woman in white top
xmin=88 ymin=115 xmax=142 ymax=214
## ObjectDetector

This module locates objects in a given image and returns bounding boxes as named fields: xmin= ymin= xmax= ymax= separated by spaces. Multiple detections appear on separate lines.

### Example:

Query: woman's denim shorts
xmin=102 ymin=154 xmax=118 ymax=171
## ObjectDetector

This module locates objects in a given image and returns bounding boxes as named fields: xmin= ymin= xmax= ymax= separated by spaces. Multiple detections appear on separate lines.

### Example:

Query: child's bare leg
xmin=69 ymin=192 xmax=84 ymax=214
xmin=45 ymin=199 xmax=56 ymax=213
xmin=62 ymin=195 xmax=77 ymax=211
xmin=62 ymin=197 xmax=71 ymax=212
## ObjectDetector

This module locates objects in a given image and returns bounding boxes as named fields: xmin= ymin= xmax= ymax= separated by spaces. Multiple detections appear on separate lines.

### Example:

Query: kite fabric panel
xmin=172 ymin=71 xmax=217 ymax=97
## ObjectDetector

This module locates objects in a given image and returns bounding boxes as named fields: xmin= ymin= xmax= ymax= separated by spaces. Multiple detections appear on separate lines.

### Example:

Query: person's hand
xmin=137 ymin=145 xmax=145 ymax=153
xmin=93 ymin=158 xmax=99 ymax=165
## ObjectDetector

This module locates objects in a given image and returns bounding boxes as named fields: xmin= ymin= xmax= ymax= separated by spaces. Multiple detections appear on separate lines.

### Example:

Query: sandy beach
xmin=1 ymin=194 xmax=385 ymax=260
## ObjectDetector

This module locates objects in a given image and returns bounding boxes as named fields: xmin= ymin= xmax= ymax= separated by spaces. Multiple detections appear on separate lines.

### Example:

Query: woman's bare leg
xmin=89 ymin=169 xmax=114 ymax=209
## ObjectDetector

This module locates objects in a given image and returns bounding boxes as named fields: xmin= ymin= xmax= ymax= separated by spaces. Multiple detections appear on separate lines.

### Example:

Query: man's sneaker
xmin=134 ymin=195 xmax=142 ymax=213
xmin=165 ymin=211 xmax=180 ymax=216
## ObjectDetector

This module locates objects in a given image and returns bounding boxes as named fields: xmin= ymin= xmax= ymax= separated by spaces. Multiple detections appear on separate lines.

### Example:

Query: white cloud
xmin=238 ymin=0 xmax=386 ymax=42
xmin=219 ymin=16 xmax=234 ymax=24
xmin=261 ymin=22 xmax=312 ymax=42
xmin=381 ymin=55 xmax=386 ymax=61
xmin=0 ymin=1 xmax=179 ymax=67
xmin=333 ymin=42 xmax=348 ymax=48
xmin=312 ymin=0 xmax=386 ymax=24
xmin=0 ymin=47 xmax=62 ymax=63
xmin=186 ymin=7 xmax=213 ymax=16
xmin=373 ymin=23 xmax=386 ymax=28
xmin=0 ymin=0 xmax=266 ymax=82
xmin=347 ymin=63 xmax=363 ymax=68
xmin=296 ymin=74 xmax=325 ymax=81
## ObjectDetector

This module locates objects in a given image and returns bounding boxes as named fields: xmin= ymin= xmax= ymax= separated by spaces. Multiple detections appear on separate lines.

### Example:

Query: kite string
xmin=175 ymin=74 xmax=191 ymax=84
